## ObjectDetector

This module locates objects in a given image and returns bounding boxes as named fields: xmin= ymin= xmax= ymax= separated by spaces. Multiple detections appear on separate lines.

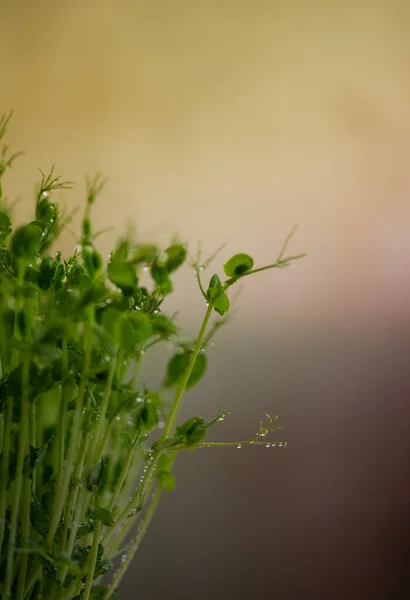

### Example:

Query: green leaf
xmin=0 ymin=212 xmax=11 ymax=243
xmin=157 ymin=470 xmax=175 ymax=492
xmin=67 ymin=263 xmax=92 ymax=290
xmin=128 ymin=244 xmax=158 ymax=264
xmin=151 ymin=315 xmax=177 ymax=337
xmin=176 ymin=416 xmax=207 ymax=448
xmin=24 ymin=430 xmax=56 ymax=479
xmin=24 ymin=443 xmax=48 ymax=478
xmin=53 ymin=262 xmax=65 ymax=289
xmin=102 ymin=307 xmax=122 ymax=340
xmin=87 ymin=462 xmax=103 ymax=491
xmin=77 ymin=281 xmax=107 ymax=310
xmin=95 ymin=544 xmax=113 ymax=577
xmin=92 ymin=508 xmax=114 ymax=527
xmin=38 ymin=256 xmax=57 ymax=290
xmin=36 ymin=198 xmax=58 ymax=224
xmin=10 ymin=222 xmax=42 ymax=259
xmin=207 ymin=287 xmax=230 ymax=316
xmin=165 ymin=351 xmax=207 ymax=390
xmin=176 ymin=416 xmax=204 ymax=435
xmin=77 ymin=520 xmax=96 ymax=538
xmin=208 ymin=273 xmax=221 ymax=289
xmin=223 ymin=253 xmax=254 ymax=278
xmin=128 ymin=312 xmax=152 ymax=343
xmin=41 ymin=490 xmax=54 ymax=515
xmin=119 ymin=312 xmax=152 ymax=354
xmin=157 ymin=453 xmax=172 ymax=472
xmin=83 ymin=247 xmax=103 ymax=278
xmin=30 ymin=501 xmax=49 ymax=535
xmin=136 ymin=402 xmax=157 ymax=430
xmin=90 ymin=586 xmax=115 ymax=600
xmin=39 ymin=322 xmax=68 ymax=344
xmin=143 ymin=296 xmax=161 ymax=315
xmin=107 ymin=260 xmax=137 ymax=290
xmin=150 ymin=263 xmax=172 ymax=295
xmin=162 ymin=244 xmax=187 ymax=272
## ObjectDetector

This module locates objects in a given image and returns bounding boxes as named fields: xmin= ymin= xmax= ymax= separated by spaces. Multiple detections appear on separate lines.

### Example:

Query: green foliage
xmin=176 ymin=416 xmax=207 ymax=448
xmin=165 ymin=350 xmax=207 ymax=389
xmin=0 ymin=113 xmax=306 ymax=600
xmin=207 ymin=273 xmax=230 ymax=316
xmin=223 ymin=253 xmax=254 ymax=277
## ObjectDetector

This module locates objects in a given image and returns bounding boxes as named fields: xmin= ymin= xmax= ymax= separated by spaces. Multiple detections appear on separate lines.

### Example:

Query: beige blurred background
xmin=2 ymin=1 xmax=410 ymax=599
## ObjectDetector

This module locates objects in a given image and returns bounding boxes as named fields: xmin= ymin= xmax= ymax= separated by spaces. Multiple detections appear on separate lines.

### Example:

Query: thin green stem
xmin=103 ymin=487 xmax=162 ymax=600
xmin=82 ymin=519 xmax=102 ymax=600
xmin=89 ymin=353 xmax=118 ymax=467
xmin=29 ymin=401 xmax=37 ymax=493
xmin=102 ymin=304 xmax=213 ymax=550
xmin=46 ymin=315 xmax=93 ymax=548
xmin=0 ymin=396 xmax=13 ymax=558
xmin=16 ymin=472 xmax=31 ymax=600
xmin=0 ymin=414 xmax=4 ymax=453
xmin=57 ymin=428 xmax=92 ymax=584
xmin=163 ymin=303 xmax=213 ymax=438
xmin=108 ymin=442 xmax=136 ymax=512
xmin=5 ymin=357 xmax=30 ymax=596
xmin=55 ymin=338 xmax=68 ymax=495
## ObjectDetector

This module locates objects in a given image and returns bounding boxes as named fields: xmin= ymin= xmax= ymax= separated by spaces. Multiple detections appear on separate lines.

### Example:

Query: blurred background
xmin=2 ymin=1 xmax=410 ymax=598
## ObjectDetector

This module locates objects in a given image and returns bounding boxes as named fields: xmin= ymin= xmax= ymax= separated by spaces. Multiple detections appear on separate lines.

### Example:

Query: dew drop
xmin=237 ymin=444 xmax=242 ymax=449
xmin=218 ymin=417 xmax=224 ymax=422
xmin=157 ymin=421 xmax=165 ymax=429
xmin=115 ymin=415 xmax=121 ymax=421
xmin=121 ymin=554 xmax=127 ymax=563
xmin=143 ymin=266 xmax=149 ymax=272
xmin=266 ymin=443 xmax=271 ymax=448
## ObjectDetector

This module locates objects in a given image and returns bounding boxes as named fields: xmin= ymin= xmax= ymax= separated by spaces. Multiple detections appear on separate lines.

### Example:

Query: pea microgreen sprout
xmin=0 ymin=113 xmax=306 ymax=600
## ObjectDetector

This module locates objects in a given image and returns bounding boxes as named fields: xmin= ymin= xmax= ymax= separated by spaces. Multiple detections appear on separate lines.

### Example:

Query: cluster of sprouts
xmin=0 ymin=112 xmax=305 ymax=600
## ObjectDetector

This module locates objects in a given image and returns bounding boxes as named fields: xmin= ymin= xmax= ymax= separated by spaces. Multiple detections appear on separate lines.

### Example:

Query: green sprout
xmin=0 ymin=113 xmax=306 ymax=600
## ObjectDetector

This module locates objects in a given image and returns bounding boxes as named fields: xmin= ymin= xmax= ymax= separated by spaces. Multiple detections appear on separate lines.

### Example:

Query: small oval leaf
xmin=223 ymin=253 xmax=254 ymax=278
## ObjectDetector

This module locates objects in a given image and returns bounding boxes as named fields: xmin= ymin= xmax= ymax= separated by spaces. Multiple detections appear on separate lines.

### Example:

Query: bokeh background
xmin=2 ymin=1 xmax=410 ymax=598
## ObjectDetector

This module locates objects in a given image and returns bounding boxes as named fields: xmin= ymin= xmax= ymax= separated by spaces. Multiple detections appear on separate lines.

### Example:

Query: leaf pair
xmin=150 ymin=244 xmax=187 ymax=295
